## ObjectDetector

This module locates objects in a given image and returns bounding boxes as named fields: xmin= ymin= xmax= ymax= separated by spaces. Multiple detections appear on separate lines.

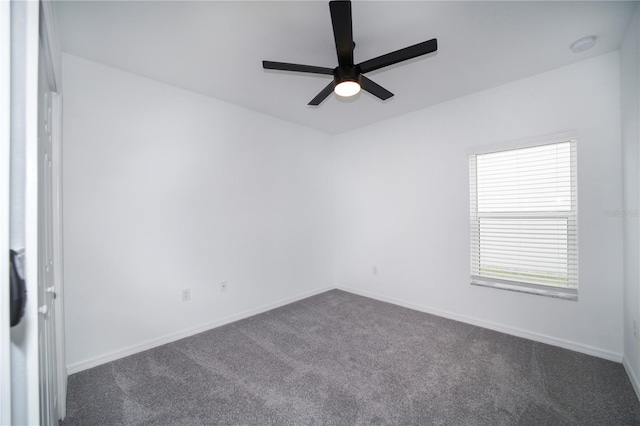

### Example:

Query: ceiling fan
xmin=263 ymin=0 xmax=438 ymax=106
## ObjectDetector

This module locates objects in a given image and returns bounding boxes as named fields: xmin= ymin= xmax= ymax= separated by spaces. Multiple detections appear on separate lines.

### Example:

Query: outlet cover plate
xmin=181 ymin=288 xmax=191 ymax=302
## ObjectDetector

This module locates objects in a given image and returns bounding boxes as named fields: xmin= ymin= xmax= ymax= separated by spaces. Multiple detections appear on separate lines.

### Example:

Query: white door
xmin=52 ymin=91 xmax=67 ymax=421
xmin=11 ymin=1 xmax=44 ymax=424
xmin=37 ymin=54 xmax=59 ymax=425
xmin=10 ymin=1 xmax=64 ymax=422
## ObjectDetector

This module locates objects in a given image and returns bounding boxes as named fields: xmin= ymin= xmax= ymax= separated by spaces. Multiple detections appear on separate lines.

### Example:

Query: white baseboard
xmin=67 ymin=286 xmax=333 ymax=375
xmin=336 ymin=285 xmax=623 ymax=363
xmin=623 ymin=357 xmax=640 ymax=401
xmin=68 ymin=284 xmax=625 ymax=376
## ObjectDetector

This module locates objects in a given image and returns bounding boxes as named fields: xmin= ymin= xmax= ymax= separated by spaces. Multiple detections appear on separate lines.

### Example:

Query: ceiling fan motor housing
xmin=334 ymin=65 xmax=361 ymax=86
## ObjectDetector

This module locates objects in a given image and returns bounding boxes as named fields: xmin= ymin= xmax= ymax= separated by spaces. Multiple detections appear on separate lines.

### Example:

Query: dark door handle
xmin=10 ymin=249 xmax=27 ymax=327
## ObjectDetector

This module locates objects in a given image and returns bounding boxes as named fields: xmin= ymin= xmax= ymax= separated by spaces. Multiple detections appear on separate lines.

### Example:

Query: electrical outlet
xmin=220 ymin=281 xmax=228 ymax=293
xmin=372 ymin=266 xmax=378 ymax=275
xmin=634 ymin=319 xmax=638 ymax=340
xmin=181 ymin=288 xmax=191 ymax=302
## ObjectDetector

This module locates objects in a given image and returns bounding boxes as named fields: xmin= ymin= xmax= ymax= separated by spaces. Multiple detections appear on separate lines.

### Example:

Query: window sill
xmin=471 ymin=279 xmax=578 ymax=301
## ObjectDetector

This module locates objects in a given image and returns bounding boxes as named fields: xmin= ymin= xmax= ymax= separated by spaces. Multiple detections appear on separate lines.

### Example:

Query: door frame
xmin=0 ymin=1 xmax=12 ymax=424
xmin=51 ymin=90 xmax=66 ymax=420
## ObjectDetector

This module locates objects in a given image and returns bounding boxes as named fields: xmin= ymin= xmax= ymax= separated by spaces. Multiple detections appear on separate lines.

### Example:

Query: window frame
xmin=468 ymin=132 xmax=578 ymax=300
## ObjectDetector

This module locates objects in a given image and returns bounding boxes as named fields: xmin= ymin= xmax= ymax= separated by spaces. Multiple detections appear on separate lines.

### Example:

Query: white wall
xmin=64 ymin=47 xmax=630 ymax=372
xmin=62 ymin=54 xmax=334 ymax=371
xmin=621 ymin=3 xmax=640 ymax=393
xmin=333 ymin=52 xmax=624 ymax=360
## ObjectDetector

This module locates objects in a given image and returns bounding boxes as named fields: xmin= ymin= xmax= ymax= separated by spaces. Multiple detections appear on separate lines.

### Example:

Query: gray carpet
xmin=62 ymin=290 xmax=640 ymax=425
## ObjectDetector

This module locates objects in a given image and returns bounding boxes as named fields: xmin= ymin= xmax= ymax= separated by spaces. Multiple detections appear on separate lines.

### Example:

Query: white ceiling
xmin=55 ymin=1 xmax=636 ymax=135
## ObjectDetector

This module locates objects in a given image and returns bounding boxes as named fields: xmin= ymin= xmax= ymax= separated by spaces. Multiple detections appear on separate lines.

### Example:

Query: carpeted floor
xmin=62 ymin=289 xmax=640 ymax=425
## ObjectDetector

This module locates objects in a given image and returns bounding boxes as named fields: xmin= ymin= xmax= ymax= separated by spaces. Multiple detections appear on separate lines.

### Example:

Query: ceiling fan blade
xmin=358 ymin=38 xmax=438 ymax=74
xmin=360 ymin=76 xmax=393 ymax=101
xmin=263 ymin=61 xmax=334 ymax=75
xmin=329 ymin=1 xmax=354 ymax=66
xmin=308 ymin=82 xmax=335 ymax=106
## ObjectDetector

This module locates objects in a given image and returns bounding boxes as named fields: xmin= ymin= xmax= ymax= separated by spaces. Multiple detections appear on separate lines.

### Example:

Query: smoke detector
xmin=570 ymin=36 xmax=597 ymax=53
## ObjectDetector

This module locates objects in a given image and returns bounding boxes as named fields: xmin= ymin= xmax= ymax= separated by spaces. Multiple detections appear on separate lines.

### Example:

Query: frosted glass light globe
xmin=334 ymin=81 xmax=361 ymax=97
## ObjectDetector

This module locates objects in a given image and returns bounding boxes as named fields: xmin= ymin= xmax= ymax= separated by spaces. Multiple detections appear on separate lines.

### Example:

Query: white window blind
xmin=469 ymin=140 xmax=578 ymax=298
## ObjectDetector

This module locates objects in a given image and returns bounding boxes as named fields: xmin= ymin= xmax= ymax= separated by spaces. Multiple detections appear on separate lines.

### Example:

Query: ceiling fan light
xmin=334 ymin=81 xmax=361 ymax=97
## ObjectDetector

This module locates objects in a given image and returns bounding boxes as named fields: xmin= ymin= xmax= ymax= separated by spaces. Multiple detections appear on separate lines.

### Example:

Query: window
xmin=469 ymin=138 xmax=578 ymax=300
